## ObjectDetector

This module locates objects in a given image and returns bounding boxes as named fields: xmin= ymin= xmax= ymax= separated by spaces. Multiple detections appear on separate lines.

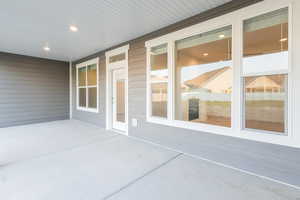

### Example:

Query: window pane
xmin=109 ymin=53 xmax=126 ymax=63
xmin=150 ymin=44 xmax=168 ymax=118
xmin=88 ymin=87 xmax=97 ymax=109
xmin=175 ymin=26 xmax=232 ymax=127
xmin=243 ymin=8 xmax=288 ymax=75
xmin=116 ymin=80 xmax=125 ymax=122
xmin=79 ymin=88 xmax=86 ymax=107
xmin=87 ymin=64 xmax=97 ymax=86
xmin=151 ymin=82 xmax=168 ymax=118
xmin=244 ymin=74 xmax=287 ymax=133
xmin=78 ymin=67 xmax=86 ymax=86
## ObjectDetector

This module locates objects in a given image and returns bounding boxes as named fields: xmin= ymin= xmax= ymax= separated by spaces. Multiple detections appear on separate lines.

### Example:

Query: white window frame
xmin=241 ymin=5 xmax=292 ymax=136
xmin=147 ymin=43 xmax=171 ymax=120
xmin=145 ymin=0 xmax=295 ymax=147
xmin=146 ymin=21 xmax=235 ymax=135
xmin=241 ymin=6 xmax=291 ymax=136
xmin=76 ymin=57 xmax=99 ymax=113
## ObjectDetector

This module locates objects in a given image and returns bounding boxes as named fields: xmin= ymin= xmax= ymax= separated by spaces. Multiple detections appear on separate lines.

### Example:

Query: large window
xmin=146 ymin=4 xmax=292 ymax=141
xmin=77 ymin=58 xmax=99 ymax=112
xmin=243 ymin=8 xmax=288 ymax=134
xmin=149 ymin=44 xmax=168 ymax=118
xmin=175 ymin=26 xmax=232 ymax=127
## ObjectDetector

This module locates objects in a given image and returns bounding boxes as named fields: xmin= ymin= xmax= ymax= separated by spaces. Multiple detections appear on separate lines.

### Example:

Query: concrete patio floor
xmin=0 ymin=120 xmax=299 ymax=200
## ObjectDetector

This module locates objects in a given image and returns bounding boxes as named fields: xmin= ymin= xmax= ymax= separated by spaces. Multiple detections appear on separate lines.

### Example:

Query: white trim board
xmin=105 ymin=45 xmax=130 ymax=57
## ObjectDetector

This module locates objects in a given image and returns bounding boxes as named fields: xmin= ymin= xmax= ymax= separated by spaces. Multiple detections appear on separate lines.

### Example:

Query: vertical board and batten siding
xmin=71 ymin=55 xmax=106 ymax=127
xmin=0 ymin=52 xmax=69 ymax=127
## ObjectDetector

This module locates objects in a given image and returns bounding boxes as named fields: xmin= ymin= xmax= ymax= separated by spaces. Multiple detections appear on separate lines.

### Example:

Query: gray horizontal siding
xmin=69 ymin=0 xmax=300 ymax=187
xmin=0 ymin=52 xmax=69 ymax=127
xmin=126 ymin=41 xmax=300 ymax=187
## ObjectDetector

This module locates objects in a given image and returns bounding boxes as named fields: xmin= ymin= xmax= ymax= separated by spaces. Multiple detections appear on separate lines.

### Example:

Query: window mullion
xmin=146 ymin=47 xmax=152 ymax=119
xmin=85 ymin=66 xmax=88 ymax=108
xmin=232 ymin=19 xmax=243 ymax=132
xmin=167 ymin=41 xmax=175 ymax=121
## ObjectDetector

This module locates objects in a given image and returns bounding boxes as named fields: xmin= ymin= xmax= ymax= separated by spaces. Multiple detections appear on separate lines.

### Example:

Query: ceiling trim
xmin=74 ymin=0 xmax=263 ymax=64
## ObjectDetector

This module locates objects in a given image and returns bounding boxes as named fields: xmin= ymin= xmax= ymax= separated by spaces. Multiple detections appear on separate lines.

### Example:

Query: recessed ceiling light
xmin=219 ymin=34 xmax=225 ymax=38
xmin=279 ymin=38 xmax=288 ymax=42
xmin=43 ymin=46 xmax=50 ymax=51
xmin=203 ymin=53 xmax=208 ymax=56
xmin=69 ymin=25 xmax=78 ymax=32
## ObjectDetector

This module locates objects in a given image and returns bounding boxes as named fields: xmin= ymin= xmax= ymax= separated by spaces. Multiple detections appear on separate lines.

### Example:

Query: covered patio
xmin=1 ymin=0 xmax=300 ymax=199
xmin=1 ymin=120 xmax=299 ymax=199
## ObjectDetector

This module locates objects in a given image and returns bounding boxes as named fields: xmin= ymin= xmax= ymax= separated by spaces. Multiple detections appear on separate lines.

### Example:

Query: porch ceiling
xmin=0 ymin=0 xmax=231 ymax=62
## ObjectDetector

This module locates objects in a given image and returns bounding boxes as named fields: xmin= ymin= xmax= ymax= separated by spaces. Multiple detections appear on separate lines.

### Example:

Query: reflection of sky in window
xmin=243 ymin=51 xmax=288 ymax=74
xmin=151 ymin=61 xmax=233 ymax=82
xmin=151 ymin=51 xmax=287 ymax=83
xmin=181 ymin=60 xmax=232 ymax=83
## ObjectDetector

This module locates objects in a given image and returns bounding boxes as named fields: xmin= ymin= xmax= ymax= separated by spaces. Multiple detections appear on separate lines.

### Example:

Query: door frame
xmin=105 ymin=45 xmax=129 ymax=135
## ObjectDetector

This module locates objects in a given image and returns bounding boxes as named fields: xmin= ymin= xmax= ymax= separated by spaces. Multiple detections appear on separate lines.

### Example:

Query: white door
xmin=112 ymin=68 xmax=127 ymax=132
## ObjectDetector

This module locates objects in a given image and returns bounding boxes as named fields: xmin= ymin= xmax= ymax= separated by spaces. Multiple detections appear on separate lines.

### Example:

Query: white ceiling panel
xmin=0 ymin=0 xmax=231 ymax=61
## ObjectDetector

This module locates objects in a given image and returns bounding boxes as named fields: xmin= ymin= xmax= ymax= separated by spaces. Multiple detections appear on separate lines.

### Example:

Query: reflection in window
xmin=243 ymin=8 xmax=288 ymax=134
xmin=116 ymin=80 xmax=126 ymax=122
xmin=88 ymin=87 xmax=97 ymax=108
xmin=244 ymin=75 xmax=287 ymax=133
xmin=78 ymin=67 xmax=86 ymax=87
xmin=79 ymin=88 xmax=86 ymax=107
xmin=77 ymin=61 xmax=98 ymax=111
xmin=150 ymin=44 xmax=168 ymax=118
xmin=175 ymin=27 xmax=232 ymax=127
xmin=87 ymin=64 xmax=97 ymax=86
xmin=243 ymin=8 xmax=288 ymax=71
xmin=151 ymin=82 xmax=168 ymax=118
xmin=175 ymin=26 xmax=232 ymax=127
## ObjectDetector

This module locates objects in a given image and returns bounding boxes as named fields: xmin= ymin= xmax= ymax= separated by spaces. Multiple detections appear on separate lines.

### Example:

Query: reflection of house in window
xmin=245 ymin=75 xmax=283 ymax=93
xmin=244 ymin=74 xmax=286 ymax=133
xmin=179 ymin=66 xmax=232 ymax=127
xmin=173 ymin=26 xmax=233 ymax=128
xmin=151 ymin=72 xmax=168 ymax=118
xmin=150 ymin=44 xmax=168 ymax=118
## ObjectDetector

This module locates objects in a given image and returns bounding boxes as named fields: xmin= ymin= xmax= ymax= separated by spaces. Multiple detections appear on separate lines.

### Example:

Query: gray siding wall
xmin=71 ymin=0 xmax=300 ymax=187
xmin=127 ymin=42 xmax=300 ymax=187
xmin=72 ymin=55 xmax=106 ymax=127
xmin=0 ymin=52 xmax=69 ymax=127
xmin=72 ymin=1 xmax=264 ymax=130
